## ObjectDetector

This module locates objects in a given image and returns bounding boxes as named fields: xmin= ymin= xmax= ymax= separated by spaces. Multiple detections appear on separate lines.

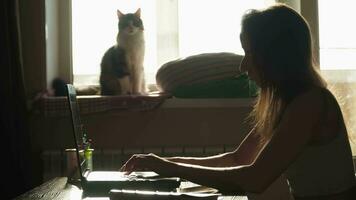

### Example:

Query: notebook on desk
xmin=65 ymin=84 xmax=181 ymax=196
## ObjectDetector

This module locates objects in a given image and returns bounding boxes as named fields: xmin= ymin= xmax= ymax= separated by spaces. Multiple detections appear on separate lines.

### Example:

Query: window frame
xmin=45 ymin=0 xmax=73 ymax=86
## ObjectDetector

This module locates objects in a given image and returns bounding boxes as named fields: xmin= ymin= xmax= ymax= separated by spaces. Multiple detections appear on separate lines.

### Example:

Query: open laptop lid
xmin=66 ymin=84 xmax=89 ymax=181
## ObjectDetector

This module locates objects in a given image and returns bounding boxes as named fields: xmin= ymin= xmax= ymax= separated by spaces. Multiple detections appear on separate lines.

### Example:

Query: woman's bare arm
xmin=164 ymin=126 xmax=262 ymax=167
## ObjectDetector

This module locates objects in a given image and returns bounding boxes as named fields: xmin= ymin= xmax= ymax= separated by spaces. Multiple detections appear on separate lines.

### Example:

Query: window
xmin=319 ymin=1 xmax=356 ymax=71
xmin=45 ymin=0 xmax=356 ymax=154
xmin=71 ymin=0 xmax=272 ymax=86
xmin=319 ymin=0 xmax=356 ymax=154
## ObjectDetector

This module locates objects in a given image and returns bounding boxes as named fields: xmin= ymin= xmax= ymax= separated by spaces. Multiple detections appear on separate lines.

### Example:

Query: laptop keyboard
xmin=86 ymin=171 xmax=160 ymax=181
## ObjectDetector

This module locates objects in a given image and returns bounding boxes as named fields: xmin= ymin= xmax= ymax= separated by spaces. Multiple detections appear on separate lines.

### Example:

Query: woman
xmin=121 ymin=4 xmax=356 ymax=199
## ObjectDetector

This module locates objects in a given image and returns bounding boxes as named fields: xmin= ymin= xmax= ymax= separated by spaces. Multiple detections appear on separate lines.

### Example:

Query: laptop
xmin=65 ymin=84 xmax=181 ymax=196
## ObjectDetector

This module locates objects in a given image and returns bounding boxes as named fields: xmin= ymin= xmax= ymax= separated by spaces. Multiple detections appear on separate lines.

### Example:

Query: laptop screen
xmin=66 ymin=84 xmax=89 ymax=178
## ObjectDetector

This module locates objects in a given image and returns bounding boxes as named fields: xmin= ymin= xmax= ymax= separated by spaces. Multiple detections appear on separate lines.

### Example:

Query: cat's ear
xmin=134 ymin=8 xmax=141 ymax=18
xmin=117 ymin=9 xmax=124 ymax=18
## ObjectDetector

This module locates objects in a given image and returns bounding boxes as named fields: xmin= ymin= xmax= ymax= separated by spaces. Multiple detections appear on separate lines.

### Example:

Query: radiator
xmin=42 ymin=145 xmax=236 ymax=182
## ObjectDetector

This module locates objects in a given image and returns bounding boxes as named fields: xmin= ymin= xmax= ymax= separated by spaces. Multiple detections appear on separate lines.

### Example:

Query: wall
xmin=31 ymin=104 xmax=253 ymax=150
xmin=30 ymin=101 xmax=253 ymax=182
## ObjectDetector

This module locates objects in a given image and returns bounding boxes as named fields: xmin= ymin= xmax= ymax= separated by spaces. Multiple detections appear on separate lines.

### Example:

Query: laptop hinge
xmin=83 ymin=169 xmax=91 ymax=178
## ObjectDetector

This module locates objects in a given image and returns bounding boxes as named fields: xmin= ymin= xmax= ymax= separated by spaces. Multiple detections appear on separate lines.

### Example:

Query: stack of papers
xmin=109 ymin=189 xmax=221 ymax=200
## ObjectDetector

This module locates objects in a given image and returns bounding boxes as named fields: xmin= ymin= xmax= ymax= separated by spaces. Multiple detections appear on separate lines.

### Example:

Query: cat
xmin=100 ymin=8 xmax=146 ymax=95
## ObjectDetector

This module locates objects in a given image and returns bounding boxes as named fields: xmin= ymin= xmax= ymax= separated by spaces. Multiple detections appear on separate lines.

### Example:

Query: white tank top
xmin=285 ymin=131 xmax=356 ymax=197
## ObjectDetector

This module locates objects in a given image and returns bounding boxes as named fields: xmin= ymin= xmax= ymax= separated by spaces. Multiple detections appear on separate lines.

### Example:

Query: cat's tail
xmin=51 ymin=78 xmax=67 ymax=96
xmin=51 ymin=78 xmax=100 ymax=96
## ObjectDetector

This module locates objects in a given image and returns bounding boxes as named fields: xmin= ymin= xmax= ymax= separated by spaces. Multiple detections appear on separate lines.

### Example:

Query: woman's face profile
xmin=239 ymin=33 xmax=261 ymax=86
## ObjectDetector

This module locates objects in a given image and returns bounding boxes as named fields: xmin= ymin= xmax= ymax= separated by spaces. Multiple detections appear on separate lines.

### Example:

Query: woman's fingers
xmin=120 ymin=155 xmax=134 ymax=172
xmin=120 ymin=153 xmax=163 ymax=174
xmin=120 ymin=154 xmax=147 ymax=173
xmin=121 ymin=156 xmax=137 ymax=172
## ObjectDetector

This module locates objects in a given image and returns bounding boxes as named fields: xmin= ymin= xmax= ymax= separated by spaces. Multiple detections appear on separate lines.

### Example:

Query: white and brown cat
xmin=100 ymin=8 xmax=146 ymax=95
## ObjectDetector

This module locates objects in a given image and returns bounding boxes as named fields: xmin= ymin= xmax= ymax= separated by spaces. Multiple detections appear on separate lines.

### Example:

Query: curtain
xmin=0 ymin=0 xmax=33 ymax=198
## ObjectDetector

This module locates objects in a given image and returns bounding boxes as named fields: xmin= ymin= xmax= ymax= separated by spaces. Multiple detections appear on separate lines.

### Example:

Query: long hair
xmin=241 ymin=4 xmax=326 ymax=142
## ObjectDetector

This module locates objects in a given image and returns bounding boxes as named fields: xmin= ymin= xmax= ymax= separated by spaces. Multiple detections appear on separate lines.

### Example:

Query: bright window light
xmin=72 ymin=0 xmax=270 ymax=85
xmin=178 ymin=0 xmax=266 ymax=57
xmin=319 ymin=1 xmax=356 ymax=70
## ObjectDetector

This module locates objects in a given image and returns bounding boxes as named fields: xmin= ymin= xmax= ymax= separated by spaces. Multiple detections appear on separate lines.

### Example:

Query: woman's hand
xmin=120 ymin=153 xmax=164 ymax=174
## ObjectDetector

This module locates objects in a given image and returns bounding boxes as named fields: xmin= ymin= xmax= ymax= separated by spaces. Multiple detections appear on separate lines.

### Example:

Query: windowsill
xmin=321 ymin=69 xmax=356 ymax=82
xmin=33 ymin=94 xmax=254 ymax=118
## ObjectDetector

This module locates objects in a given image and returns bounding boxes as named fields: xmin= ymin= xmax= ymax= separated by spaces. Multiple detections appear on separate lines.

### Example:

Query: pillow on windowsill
xmin=156 ymin=52 xmax=258 ymax=98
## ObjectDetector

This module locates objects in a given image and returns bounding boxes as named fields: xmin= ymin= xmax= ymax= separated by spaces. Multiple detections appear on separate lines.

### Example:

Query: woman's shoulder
xmin=290 ymin=86 xmax=343 ymax=122
xmin=287 ymin=86 xmax=327 ymax=110
xmin=276 ymin=87 xmax=327 ymax=133
xmin=292 ymin=86 xmax=338 ymax=107
xmin=298 ymin=86 xmax=342 ymax=112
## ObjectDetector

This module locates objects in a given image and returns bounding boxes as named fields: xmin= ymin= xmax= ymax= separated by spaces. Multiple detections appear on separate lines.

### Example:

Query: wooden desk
xmin=14 ymin=177 xmax=247 ymax=200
